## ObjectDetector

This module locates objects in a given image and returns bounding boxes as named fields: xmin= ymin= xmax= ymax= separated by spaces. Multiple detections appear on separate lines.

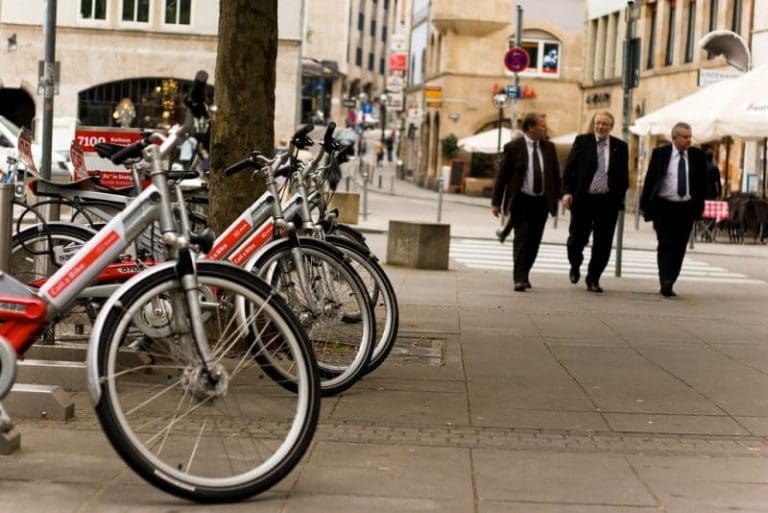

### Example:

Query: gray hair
xmin=593 ymin=111 xmax=615 ymax=127
xmin=671 ymin=122 xmax=692 ymax=138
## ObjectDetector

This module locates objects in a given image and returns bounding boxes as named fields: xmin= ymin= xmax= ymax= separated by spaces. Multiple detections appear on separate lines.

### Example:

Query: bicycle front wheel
xmin=90 ymin=262 xmax=320 ymax=503
xmin=249 ymin=237 xmax=375 ymax=396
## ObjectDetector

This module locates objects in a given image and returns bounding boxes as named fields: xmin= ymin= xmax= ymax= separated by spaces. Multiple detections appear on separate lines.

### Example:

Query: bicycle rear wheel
xmin=90 ymin=262 xmax=320 ymax=502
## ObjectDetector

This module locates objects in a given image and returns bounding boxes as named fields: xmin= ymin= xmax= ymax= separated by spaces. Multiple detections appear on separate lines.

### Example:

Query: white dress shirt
xmin=521 ymin=135 xmax=545 ymax=196
xmin=658 ymin=147 xmax=691 ymax=202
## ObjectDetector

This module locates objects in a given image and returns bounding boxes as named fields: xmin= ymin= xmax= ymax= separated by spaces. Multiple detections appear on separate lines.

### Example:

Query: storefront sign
xmin=74 ymin=126 xmax=144 ymax=189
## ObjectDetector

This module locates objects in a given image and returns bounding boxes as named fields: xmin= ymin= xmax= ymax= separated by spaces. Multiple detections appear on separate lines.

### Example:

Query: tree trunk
xmin=208 ymin=0 xmax=277 ymax=234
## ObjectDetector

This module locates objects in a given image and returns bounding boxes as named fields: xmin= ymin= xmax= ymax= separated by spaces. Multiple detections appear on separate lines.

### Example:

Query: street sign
xmin=390 ymin=34 xmax=408 ymax=53
xmin=506 ymin=84 xmax=521 ymax=99
xmin=504 ymin=47 xmax=529 ymax=73
xmin=424 ymin=84 xmax=442 ymax=109
xmin=389 ymin=53 xmax=408 ymax=72
xmin=386 ymin=75 xmax=404 ymax=93
xmin=386 ymin=92 xmax=404 ymax=111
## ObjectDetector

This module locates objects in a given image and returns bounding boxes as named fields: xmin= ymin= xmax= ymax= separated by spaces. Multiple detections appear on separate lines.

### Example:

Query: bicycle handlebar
xmin=110 ymin=136 xmax=150 ymax=165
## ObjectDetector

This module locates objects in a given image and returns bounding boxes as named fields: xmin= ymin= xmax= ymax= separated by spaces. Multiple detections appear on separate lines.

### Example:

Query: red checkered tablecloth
xmin=702 ymin=200 xmax=730 ymax=223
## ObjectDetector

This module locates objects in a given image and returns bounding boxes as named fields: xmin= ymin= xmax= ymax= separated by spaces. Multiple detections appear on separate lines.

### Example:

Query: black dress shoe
xmin=569 ymin=266 xmax=580 ymax=284
xmin=525 ymin=281 xmax=532 ymax=289
xmin=586 ymin=279 xmax=603 ymax=293
xmin=495 ymin=228 xmax=507 ymax=244
xmin=513 ymin=282 xmax=527 ymax=292
xmin=660 ymin=285 xmax=677 ymax=297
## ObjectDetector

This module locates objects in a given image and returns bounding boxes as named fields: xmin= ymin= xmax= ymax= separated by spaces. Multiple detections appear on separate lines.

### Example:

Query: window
xmin=379 ymin=57 xmax=385 ymax=74
xmin=647 ymin=4 xmax=657 ymax=69
xmin=382 ymin=24 xmax=388 ymax=42
xmin=384 ymin=0 xmax=390 ymax=9
xmin=122 ymin=0 xmax=150 ymax=22
xmin=665 ymin=4 xmax=676 ymax=66
xmin=356 ymin=47 xmax=362 ymax=66
xmin=80 ymin=0 xmax=107 ymax=20
xmin=685 ymin=1 xmax=696 ymax=63
xmin=709 ymin=0 xmax=718 ymax=31
xmin=371 ymin=20 xmax=376 ymax=37
xmin=358 ymin=12 xmax=364 ymax=31
xmin=368 ymin=52 xmax=374 ymax=71
xmin=165 ymin=0 xmax=191 ymax=25
xmin=508 ymin=40 xmax=561 ymax=77
xmin=731 ymin=0 xmax=742 ymax=34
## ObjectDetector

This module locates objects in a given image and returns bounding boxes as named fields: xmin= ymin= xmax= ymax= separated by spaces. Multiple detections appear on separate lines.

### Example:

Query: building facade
xmin=0 ymin=0 xmax=303 ymax=150
xmin=400 ymin=0 xmax=585 ymax=189
xmin=583 ymin=0 xmax=755 ymax=199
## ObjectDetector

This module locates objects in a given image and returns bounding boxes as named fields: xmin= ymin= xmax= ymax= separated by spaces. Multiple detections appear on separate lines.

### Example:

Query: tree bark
xmin=208 ymin=0 xmax=277 ymax=234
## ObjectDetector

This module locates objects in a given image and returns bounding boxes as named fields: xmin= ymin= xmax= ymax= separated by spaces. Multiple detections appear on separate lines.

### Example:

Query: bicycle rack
xmin=0 ymin=182 xmax=76 ymax=455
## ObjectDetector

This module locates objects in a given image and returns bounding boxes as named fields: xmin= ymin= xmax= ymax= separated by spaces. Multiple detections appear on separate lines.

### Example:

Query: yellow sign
xmin=425 ymin=84 xmax=442 ymax=108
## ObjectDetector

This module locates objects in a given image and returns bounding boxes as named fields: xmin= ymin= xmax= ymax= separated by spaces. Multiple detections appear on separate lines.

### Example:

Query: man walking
xmin=562 ymin=111 xmax=629 ymax=293
xmin=639 ymin=122 xmax=707 ymax=298
xmin=491 ymin=113 xmax=561 ymax=292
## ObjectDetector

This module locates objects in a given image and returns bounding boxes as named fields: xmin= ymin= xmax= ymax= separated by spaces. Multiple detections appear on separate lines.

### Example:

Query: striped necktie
xmin=590 ymin=139 xmax=608 ymax=193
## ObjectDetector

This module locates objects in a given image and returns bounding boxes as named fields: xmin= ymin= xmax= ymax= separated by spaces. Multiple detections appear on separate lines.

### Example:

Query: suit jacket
xmin=562 ymin=133 xmax=629 ymax=210
xmin=491 ymin=136 xmax=561 ymax=221
xmin=639 ymin=144 xmax=707 ymax=222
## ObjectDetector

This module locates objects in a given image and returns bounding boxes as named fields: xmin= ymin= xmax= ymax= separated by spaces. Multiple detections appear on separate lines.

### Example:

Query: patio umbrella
xmin=457 ymin=127 xmax=521 ymax=154
xmin=631 ymin=65 xmax=768 ymax=142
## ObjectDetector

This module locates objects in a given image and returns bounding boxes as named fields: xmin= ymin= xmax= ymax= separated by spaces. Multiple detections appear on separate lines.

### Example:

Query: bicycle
xmin=0 ymin=71 xmax=321 ymax=503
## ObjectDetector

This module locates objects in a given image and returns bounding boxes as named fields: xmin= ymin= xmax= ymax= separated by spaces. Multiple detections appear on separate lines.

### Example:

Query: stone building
xmin=400 ymin=0 xmax=585 ymax=190
xmin=582 ymin=0 xmax=755 ymax=200
xmin=0 ymin=0 xmax=303 ymax=150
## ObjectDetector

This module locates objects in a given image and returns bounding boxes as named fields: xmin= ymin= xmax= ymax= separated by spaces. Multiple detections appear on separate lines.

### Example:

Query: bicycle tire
xmin=246 ymin=237 xmax=375 ymax=396
xmin=89 ymin=261 xmax=320 ymax=503
xmin=10 ymin=222 xmax=97 ymax=286
xmin=325 ymin=235 xmax=399 ymax=374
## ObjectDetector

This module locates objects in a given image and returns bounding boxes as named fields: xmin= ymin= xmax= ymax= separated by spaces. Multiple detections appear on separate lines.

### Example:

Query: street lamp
xmin=492 ymin=92 xmax=509 ymax=154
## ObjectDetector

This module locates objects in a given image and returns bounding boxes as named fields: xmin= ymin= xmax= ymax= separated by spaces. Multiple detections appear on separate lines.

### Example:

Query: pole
xmin=41 ymin=0 xmax=57 ymax=181
xmin=617 ymin=2 xmax=637 ymax=278
xmin=437 ymin=178 xmax=444 ymax=222
xmin=763 ymin=137 xmax=767 ymax=199
xmin=0 ymin=184 xmax=13 ymax=272
xmin=496 ymin=106 xmax=503 ymax=154
xmin=510 ymin=5 xmax=522 ymax=131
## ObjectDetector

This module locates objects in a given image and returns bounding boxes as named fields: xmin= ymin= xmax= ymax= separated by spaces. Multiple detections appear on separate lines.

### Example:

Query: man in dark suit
xmin=639 ymin=122 xmax=707 ymax=298
xmin=491 ymin=112 xmax=561 ymax=292
xmin=562 ymin=111 xmax=629 ymax=293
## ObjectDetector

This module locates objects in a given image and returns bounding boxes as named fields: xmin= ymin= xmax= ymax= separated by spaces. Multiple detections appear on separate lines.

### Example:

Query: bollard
xmin=0 ymin=183 xmax=14 ymax=272
xmin=345 ymin=175 xmax=351 ymax=192
xmin=437 ymin=178 xmax=444 ymax=222
xmin=378 ymin=175 xmax=382 ymax=189
xmin=390 ymin=175 xmax=394 ymax=193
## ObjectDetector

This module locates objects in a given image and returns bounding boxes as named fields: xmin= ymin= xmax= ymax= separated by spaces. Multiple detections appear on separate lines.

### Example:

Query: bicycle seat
xmin=28 ymin=175 xmax=100 ymax=198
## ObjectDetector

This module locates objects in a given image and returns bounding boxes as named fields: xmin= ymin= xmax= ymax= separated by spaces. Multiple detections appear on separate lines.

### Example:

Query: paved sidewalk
xmin=2 ymin=166 xmax=768 ymax=512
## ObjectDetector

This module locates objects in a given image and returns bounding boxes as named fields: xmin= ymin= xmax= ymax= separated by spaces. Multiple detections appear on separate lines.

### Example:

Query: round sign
xmin=504 ymin=47 xmax=530 ymax=73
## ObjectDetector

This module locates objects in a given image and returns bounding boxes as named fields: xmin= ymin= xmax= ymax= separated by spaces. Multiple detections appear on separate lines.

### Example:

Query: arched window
xmin=507 ymin=29 xmax=562 ymax=78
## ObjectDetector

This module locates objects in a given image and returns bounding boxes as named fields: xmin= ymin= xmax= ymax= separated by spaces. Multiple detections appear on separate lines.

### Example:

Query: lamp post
xmin=492 ymin=92 xmax=508 ymax=154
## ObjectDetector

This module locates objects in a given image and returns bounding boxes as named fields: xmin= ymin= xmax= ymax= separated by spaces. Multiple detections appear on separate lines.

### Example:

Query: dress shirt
xmin=521 ymin=135 xmax=545 ymax=196
xmin=658 ymin=148 xmax=691 ymax=202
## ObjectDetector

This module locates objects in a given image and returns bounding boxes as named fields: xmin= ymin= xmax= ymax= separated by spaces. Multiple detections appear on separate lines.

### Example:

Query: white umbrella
xmin=631 ymin=65 xmax=768 ymax=142
xmin=457 ymin=127 xmax=521 ymax=154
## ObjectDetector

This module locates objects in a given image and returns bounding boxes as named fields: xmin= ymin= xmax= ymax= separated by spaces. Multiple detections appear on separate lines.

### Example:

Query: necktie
xmin=591 ymin=139 xmax=608 ymax=193
xmin=532 ymin=141 xmax=543 ymax=195
xmin=677 ymin=151 xmax=687 ymax=197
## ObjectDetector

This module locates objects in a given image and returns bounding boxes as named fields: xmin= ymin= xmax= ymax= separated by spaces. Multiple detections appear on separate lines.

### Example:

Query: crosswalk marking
xmin=450 ymin=239 xmax=764 ymax=285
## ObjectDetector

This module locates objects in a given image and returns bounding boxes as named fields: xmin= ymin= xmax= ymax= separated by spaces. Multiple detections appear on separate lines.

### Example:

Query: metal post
xmin=390 ymin=175 xmax=394 ymax=193
xmin=0 ymin=184 xmax=13 ymax=272
xmin=378 ymin=175 xmax=382 ymax=188
xmin=510 ymin=6 xmax=522 ymax=131
xmin=617 ymin=2 xmax=638 ymax=278
xmin=345 ymin=175 xmax=350 ymax=192
xmin=362 ymin=168 xmax=368 ymax=221
xmin=437 ymin=178 xmax=444 ymax=222
xmin=41 ymin=0 xmax=57 ymax=181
